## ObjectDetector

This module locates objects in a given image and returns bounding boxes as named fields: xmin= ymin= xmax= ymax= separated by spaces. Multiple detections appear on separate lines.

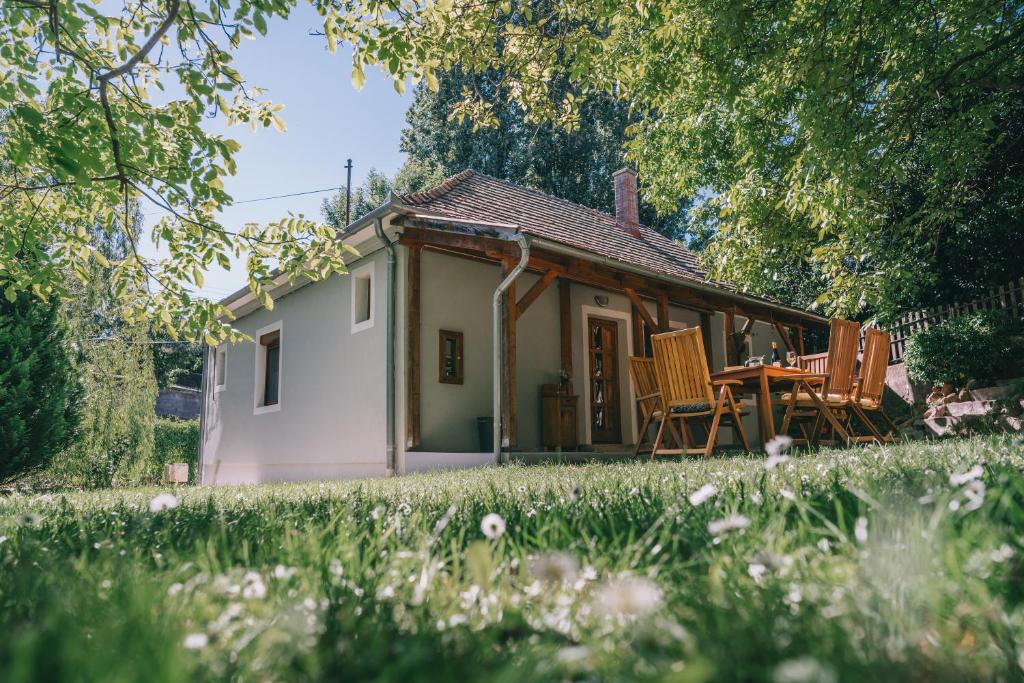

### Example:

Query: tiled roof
xmin=400 ymin=170 xmax=721 ymax=288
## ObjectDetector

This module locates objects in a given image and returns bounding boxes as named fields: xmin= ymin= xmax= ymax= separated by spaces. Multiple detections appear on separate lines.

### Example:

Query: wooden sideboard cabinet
xmin=541 ymin=384 xmax=578 ymax=450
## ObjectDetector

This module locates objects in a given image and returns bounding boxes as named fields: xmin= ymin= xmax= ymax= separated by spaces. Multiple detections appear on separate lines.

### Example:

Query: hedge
xmin=152 ymin=418 xmax=200 ymax=484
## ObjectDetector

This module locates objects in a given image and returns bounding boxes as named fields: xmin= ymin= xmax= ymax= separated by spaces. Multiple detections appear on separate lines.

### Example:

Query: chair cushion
xmin=780 ymin=392 xmax=848 ymax=406
xmin=670 ymin=402 xmax=712 ymax=414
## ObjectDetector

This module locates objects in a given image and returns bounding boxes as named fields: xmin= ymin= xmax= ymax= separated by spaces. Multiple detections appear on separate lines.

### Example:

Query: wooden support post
xmin=794 ymin=325 xmax=806 ymax=356
xmin=501 ymin=258 xmax=518 ymax=449
xmin=624 ymin=287 xmax=658 ymax=333
xmin=516 ymin=269 xmax=559 ymax=318
xmin=724 ymin=310 xmax=737 ymax=366
xmin=559 ymin=278 xmax=573 ymax=388
xmin=406 ymin=245 xmax=421 ymax=449
xmin=632 ymin=311 xmax=645 ymax=357
xmin=657 ymin=293 xmax=670 ymax=332
xmin=699 ymin=312 xmax=715 ymax=369
xmin=773 ymin=322 xmax=796 ymax=355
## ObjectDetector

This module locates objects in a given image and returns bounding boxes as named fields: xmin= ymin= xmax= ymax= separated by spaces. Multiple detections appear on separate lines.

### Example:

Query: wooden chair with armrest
xmin=649 ymin=328 xmax=750 ymax=457
xmin=848 ymin=327 xmax=900 ymax=443
xmin=779 ymin=319 xmax=860 ymax=446
xmin=628 ymin=357 xmax=663 ymax=456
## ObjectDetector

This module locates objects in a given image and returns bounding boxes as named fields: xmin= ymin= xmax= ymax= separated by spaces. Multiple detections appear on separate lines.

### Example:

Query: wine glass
xmin=786 ymin=351 xmax=798 ymax=368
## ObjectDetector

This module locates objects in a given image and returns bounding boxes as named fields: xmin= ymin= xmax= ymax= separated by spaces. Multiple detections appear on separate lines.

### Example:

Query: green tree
xmin=152 ymin=341 xmax=203 ymax=389
xmin=53 ymin=207 xmax=158 ymax=488
xmin=400 ymin=67 xmax=691 ymax=237
xmin=321 ymin=161 xmax=446 ymax=229
xmin=0 ymin=291 xmax=81 ymax=484
xmin=0 ymin=0 xmax=443 ymax=342
xmin=379 ymin=0 xmax=1024 ymax=319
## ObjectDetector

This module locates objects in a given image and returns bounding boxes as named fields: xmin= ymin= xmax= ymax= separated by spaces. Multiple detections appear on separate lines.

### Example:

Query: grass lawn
xmin=3 ymin=436 xmax=1024 ymax=681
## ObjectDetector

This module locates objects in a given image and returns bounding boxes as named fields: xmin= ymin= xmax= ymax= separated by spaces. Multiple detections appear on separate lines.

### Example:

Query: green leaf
xmin=351 ymin=64 xmax=366 ymax=91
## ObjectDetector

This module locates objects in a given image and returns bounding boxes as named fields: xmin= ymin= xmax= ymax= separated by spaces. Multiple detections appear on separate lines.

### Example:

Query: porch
xmin=398 ymin=219 xmax=825 ymax=464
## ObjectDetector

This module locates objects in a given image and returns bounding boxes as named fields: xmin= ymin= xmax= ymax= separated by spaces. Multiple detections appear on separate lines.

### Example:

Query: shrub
xmin=151 ymin=419 xmax=200 ymax=484
xmin=0 ymin=291 xmax=82 ymax=484
xmin=904 ymin=309 xmax=1023 ymax=388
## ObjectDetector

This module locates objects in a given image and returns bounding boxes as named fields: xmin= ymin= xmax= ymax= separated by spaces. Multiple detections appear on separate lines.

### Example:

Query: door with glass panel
xmin=588 ymin=317 xmax=622 ymax=443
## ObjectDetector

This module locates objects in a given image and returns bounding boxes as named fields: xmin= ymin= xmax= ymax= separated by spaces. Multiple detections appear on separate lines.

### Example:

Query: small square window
xmin=351 ymin=264 xmax=374 ymax=333
xmin=438 ymin=330 xmax=464 ymax=384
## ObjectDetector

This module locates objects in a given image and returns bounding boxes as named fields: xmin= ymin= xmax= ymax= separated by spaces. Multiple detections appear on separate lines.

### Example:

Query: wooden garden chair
xmin=848 ymin=327 xmax=900 ymax=443
xmin=628 ymin=356 xmax=690 ymax=456
xmin=628 ymin=357 xmax=661 ymax=456
xmin=649 ymin=328 xmax=750 ymax=457
xmin=778 ymin=319 xmax=860 ymax=446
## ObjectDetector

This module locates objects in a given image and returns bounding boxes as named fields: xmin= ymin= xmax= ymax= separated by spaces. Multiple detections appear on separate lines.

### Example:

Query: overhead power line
xmin=143 ymin=186 xmax=342 ymax=216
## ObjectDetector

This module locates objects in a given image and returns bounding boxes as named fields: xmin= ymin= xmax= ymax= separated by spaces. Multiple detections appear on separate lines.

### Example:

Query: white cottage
xmin=198 ymin=169 xmax=826 ymax=483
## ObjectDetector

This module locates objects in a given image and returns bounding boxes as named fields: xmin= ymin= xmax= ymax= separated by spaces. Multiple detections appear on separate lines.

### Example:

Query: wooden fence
xmin=876 ymin=277 xmax=1024 ymax=364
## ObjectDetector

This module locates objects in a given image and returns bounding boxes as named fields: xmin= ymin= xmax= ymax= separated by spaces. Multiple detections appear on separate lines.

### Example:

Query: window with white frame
xmin=214 ymin=346 xmax=227 ymax=392
xmin=254 ymin=322 xmax=282 ymax=413
xmin=351 ymin=264 xmax=374 ymax=333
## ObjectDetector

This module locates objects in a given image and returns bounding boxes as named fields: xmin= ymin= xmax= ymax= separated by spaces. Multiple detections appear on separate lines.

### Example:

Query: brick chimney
xmin=613 ymin=167 xmax=641 ymax=237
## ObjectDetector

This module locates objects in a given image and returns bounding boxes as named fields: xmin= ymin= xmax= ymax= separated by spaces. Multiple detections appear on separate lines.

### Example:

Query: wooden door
xmin=588 ymin=317 xmax=622 ymax=443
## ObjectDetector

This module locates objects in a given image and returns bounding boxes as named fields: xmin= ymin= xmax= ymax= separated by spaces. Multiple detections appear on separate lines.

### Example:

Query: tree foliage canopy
xmin=3 ymin=0 xmax=1021 ymax=329
xmin=400 ymin=66 xmax=690 ymax=237
xmin=0 ymin=290 xmax=81 ymax=483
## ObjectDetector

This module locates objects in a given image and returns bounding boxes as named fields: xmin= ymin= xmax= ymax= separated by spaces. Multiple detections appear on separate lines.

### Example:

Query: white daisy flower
xmin=963 ymin=480 xmax=986 ymax=512
xmin=480 ymin=513 xmax=506 ymax=539
xmin=594 ymin=576 xmax=663 ymax=618
xmin=949 ymin=465 xmax=983 ymax=486
xmin=529 ymin=552 xmax=578 ymax=584
xmin=183 ymin=633 xmax=208 ymax=649
xmin=242 ymin=571 xmax=267 ymax=599
xmin=689 ymin=484 xmax=718 ymax=507
xmin=854 ymin=516 xmax=868 ymax=544
xmin=765 ymin=435 xmax=794 ymax=459
xmin=708 ymin=515 xmax=750 ymax=536
xmin=773 ymin=656 xmax=836 ymax=683
xmin=148 ymin=493 xmax=178 ymax=513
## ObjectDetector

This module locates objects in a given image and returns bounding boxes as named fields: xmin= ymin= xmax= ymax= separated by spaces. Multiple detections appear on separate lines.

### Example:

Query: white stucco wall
xmin=413 ymin=249 xmax=561 ymax=453
xmin=200 ymin=250 xmax=388 ymax=483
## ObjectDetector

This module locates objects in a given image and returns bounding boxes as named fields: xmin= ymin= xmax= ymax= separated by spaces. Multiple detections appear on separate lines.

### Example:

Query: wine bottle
xmin=770 ymin=340 xmax=781 ymax=367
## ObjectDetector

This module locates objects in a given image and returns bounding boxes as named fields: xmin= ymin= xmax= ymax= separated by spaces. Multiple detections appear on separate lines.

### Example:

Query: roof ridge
xmin=400 ymin=169 xmax=475 ymax=205
xmin=470 ymin=170 xmax=627 ymax=226
xmin=447 ymin=170 xmax=690 ymax=251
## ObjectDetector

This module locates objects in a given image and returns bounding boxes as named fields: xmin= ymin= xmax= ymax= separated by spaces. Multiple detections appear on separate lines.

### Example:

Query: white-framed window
xmin=350 ymin=263 xmax=375 ymax=333
xmin=253 ymin=321 xmax=282 ymax=414
xmin=213 ymin=346 xmax=227 ymax=394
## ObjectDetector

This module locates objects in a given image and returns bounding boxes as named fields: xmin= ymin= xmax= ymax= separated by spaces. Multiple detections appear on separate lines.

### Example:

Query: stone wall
xmin=156 ymin=386 xmax=201 ymax=420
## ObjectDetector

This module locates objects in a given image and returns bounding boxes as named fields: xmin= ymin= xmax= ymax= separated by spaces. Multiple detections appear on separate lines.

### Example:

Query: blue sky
xmin=140 ymin=3 xmax=411 ymax=300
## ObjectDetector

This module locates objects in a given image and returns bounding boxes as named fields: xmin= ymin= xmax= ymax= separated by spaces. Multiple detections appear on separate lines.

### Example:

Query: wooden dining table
xmin=710 ymin=364 xmax=804 ymax=447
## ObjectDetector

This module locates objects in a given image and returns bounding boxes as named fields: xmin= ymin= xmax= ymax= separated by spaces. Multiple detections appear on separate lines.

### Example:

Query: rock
xmin=942 ymin=393 xmax=959 ymax=405
xmin=163 ymin=462 xmax=189 ymax=484
xmin=940 ymin=382 xmax=955 ymax=396
xmin=970 ymin=385 xmax=1013 ymax=402
xmin=957 ymin=389 xmax=971 ymax=402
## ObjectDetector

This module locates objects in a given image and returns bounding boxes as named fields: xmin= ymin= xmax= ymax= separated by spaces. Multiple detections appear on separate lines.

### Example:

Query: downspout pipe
xmin=374 ymin=216 xmax=398 ymax=476
xmin=492 ymin=233 xmax=530 ymax=465
xmin=197 ymin=344 xmax=210 ymax=484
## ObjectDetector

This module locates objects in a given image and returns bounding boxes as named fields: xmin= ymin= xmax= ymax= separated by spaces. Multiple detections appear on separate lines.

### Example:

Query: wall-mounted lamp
xmin=594 ymin=295 xmax=610 ymax=308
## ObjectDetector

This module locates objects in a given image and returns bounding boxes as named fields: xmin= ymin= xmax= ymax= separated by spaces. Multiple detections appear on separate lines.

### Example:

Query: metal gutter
xmin=373 ymin=215 xmax=398 ymax=477
xmin=527 ymin=236 xmax=828 ymax=325
xmin=196 ymin=345 xmax=210 ymax=484
xmin=492 ymin=233 xmax=531 ymax=465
